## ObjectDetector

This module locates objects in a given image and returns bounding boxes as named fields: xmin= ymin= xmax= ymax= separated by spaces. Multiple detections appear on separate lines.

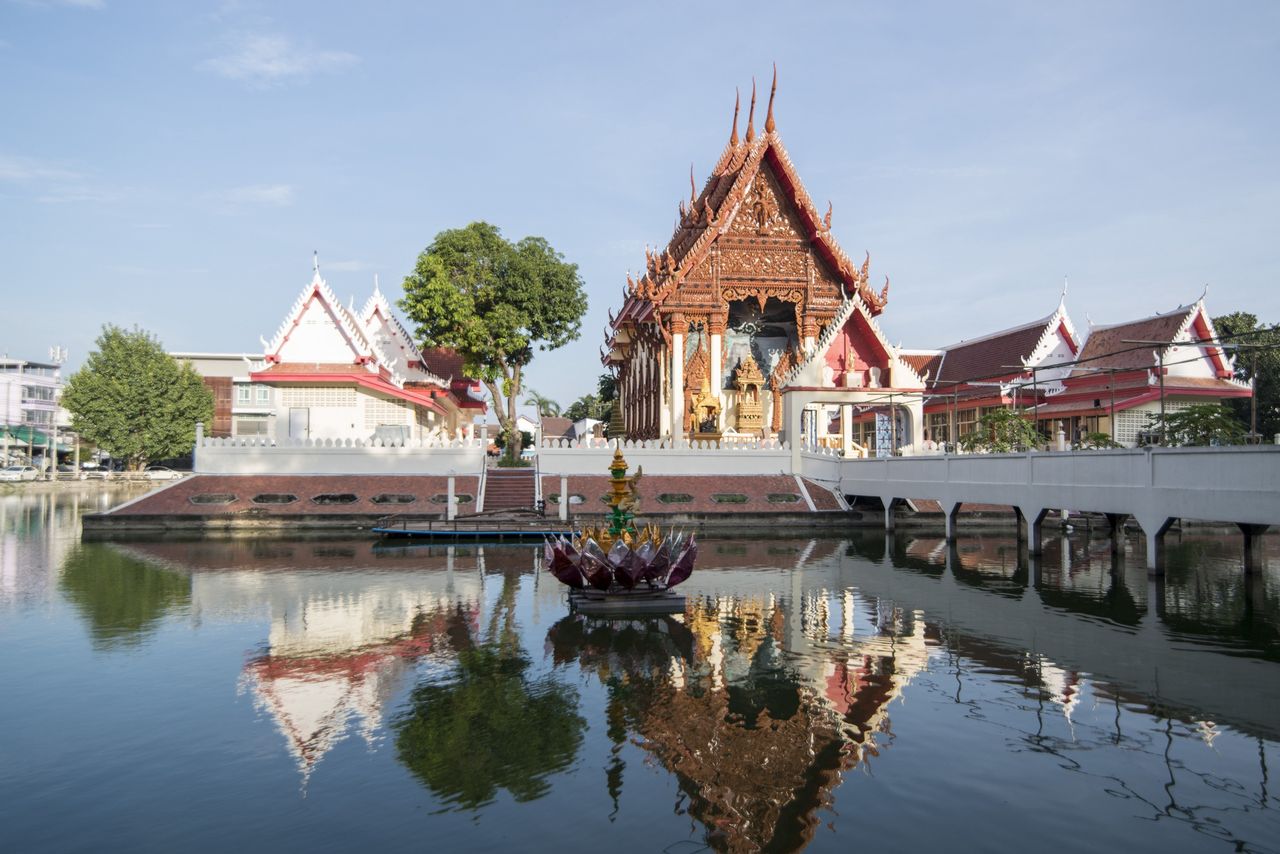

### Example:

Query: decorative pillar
xmin=669 ymin=313 xmax=685 ymax=439
xmin=709 ymin=314 xmax=725 ymax=432
xmin=446 ymin=475 xmax=457 ymax=521
xmin=559 ymin=475 xmax=569 ymax=522
xmin=840 ymin=404 xmax=853 ymax=457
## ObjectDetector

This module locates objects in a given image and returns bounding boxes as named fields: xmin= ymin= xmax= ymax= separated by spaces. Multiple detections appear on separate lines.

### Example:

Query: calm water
xmin=2 ymin=489 xmax=1278 ymax=853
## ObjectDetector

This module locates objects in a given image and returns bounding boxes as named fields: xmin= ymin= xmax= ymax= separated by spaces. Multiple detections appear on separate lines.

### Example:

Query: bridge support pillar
xmin=943 ymin=502 xmax=960 ymax=543
xmin=1019 ymin=506 xmax=1048 ymax=556
xmin=1137 ymin=516 xmax=1174 ymax=575
xmin=1014 ymin=507 xmax=1026 ymax=545
xmin=1105 ymin=513 xmax=1128 ymax=555
xmin=882 ymin=496 xmax=896 ymax=532
xmin=1239 ymin=523 xmax=1269 ymax=574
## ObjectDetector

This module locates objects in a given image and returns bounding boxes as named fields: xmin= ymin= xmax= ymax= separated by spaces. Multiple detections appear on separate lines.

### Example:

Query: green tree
xmin=1147 ymin=403 xmax=1245 ymax=447
xmin=1212 ymin=312 xmax=1279 ymax=441
xmin=400 ymin=222 xmax=588 ymax=463
xmin=61 ymin=326 xmax=213 ymax=470
xmin=522 ymin=389 xmax=561 ymax=417
xmin=563 ymin=393 xmax=603 ymax=423
xmin=959 ymin=408 xmax=1043 ymax=453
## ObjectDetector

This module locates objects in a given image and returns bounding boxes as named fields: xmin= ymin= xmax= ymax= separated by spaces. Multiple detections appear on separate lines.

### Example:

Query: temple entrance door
xmin=288 ymin=407 xmax=310 ymax=440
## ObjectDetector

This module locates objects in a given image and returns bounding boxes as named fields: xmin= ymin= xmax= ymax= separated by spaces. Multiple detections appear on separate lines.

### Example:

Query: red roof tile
xmin=934 ymin=318 xmax=1051 ymax=386
xmin=1071 ymin=309 xmax=1191 ymax=374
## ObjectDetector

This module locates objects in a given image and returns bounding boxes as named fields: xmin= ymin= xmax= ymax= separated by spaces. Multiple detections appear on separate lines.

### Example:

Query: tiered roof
xmin=608 ymin=70 xmax=891 ymax=355
xmin=1034 ymin=296 xmax=1249 ymax=418
xmin=252 ymin=259 xmax=485 ymax=413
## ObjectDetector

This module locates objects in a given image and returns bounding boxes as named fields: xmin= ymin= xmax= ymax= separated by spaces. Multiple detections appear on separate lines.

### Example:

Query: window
xmin=926 ymin=412 xmax=950 ymax=444
xmin=956 ymin=408 xmax=978 ymax=439
xmin=711 ymin=493 xmax=748 ymax=504
xmin=234 ymin=416 xmax=268 ymax=436
xmin=235 ymin=384 xmax=251 ymax=404
xmin=255 ymin=385 xmax=272 ymax=404
xmin=657 ymin=493 xmax=694 ymax=504
xmin=370 ymin=494 xmax=416 ymax=505
xmin=766 ymin=493 xmax=801 ymax=504
xmin=251 ymin=493 xmax=298 ymax=505
xmin=190 ymin=493 xmax=236 ymax=505
xmin=311 ymin=493 xmax=359 ymax=505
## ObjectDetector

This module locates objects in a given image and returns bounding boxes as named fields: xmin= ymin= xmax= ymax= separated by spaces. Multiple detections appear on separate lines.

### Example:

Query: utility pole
xmin=1251 ymin=350 xmax=1259 ymax=442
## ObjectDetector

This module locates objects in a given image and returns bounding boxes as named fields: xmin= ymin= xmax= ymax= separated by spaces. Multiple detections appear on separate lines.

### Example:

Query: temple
xmin=603 ymin=70 xmax=927 ymax=451
xmin=244 ymin=258 xmax=486 ymax=441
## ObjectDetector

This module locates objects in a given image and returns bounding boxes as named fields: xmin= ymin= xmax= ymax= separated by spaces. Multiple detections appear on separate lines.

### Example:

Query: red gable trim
xmin=250 ymin=369 xmax=445 ymax=414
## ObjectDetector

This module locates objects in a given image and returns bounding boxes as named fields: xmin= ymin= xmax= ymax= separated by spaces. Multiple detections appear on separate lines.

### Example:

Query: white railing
xmin=194 ymin=430 xmax=486 ymax=475
xmin=537 ymin=436 xmax=791 ymax=476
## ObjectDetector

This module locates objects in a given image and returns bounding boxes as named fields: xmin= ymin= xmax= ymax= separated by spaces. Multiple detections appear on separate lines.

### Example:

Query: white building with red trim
xmin=1033 ymin=295 xmax=1250 ymax=446
xmin=245 ymin=261 xmax=485 ymax=442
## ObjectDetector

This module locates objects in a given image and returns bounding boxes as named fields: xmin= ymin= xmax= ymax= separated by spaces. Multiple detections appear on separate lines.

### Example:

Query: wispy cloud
xmin=0 ymin=153 xmax=120 ymax=204
xmin=205 ymin=183 xmax=295 ymax=209
xmin=203 ymin=33 xmax=357 ymax=86
xmin=0 ymin=153 xmax=81 ymax=183
xmin=37 ymin=186 xmax=123 ymax=204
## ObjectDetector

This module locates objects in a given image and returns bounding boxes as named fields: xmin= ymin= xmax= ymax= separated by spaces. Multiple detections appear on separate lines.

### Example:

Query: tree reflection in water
xmin=394 ymin=571 xmax=584 ymax=810
xmin=59 ymin=543 xmax=191 ymax=649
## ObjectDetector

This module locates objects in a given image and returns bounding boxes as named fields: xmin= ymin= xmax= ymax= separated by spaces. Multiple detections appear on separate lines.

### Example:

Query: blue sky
xmin=2 ymin=0 xmax=1277 ymax=411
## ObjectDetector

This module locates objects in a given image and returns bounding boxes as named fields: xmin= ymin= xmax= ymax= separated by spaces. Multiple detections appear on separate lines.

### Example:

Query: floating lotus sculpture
xmin=544 ymin=445 xmax=697 ymax=609
xmin=544 ymin=530 xmax=697 ymax=593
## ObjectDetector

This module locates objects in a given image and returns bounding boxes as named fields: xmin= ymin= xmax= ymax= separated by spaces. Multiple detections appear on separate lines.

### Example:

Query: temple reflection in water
xmin=92 ymin=529 xmax=1277 ymax=851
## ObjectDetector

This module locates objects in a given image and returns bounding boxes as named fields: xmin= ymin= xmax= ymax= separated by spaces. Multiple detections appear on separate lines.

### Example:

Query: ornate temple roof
xmin=610 ymin=69 xmax=890 ymax=340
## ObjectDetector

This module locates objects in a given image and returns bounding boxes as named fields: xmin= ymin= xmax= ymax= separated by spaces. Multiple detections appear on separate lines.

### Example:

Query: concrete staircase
xmin=482 ymin=467 xmax=537 ymax=512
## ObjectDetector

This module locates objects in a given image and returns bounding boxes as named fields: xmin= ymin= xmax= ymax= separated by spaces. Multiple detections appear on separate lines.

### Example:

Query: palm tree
xmin=523 ymin=389 xmax=561 ymax=418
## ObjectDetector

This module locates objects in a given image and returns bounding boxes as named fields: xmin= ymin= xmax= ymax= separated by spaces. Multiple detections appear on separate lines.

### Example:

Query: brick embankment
xmin=84 ymin=474 xmax=482 ymax=536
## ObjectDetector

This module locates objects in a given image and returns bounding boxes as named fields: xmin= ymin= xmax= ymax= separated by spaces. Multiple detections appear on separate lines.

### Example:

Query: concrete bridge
xmin=812 ymin=446 xmax=1280 ymax=572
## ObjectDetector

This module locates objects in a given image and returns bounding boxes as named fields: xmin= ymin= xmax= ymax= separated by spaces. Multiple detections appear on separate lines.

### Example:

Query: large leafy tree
xmin=62 ymin=326 xmax=213 ymax=470
xmin=400 ymin=222 xmax=587 ymax=462
xmin=1212 ymin=312 xmax=1279 ymax=441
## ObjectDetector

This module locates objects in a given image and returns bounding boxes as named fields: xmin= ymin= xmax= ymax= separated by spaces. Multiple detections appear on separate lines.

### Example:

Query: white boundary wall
xmin=195 ymin=434 xmax=485 ymax=475
xmin=538 ymin=437 xmax=792 ymax=476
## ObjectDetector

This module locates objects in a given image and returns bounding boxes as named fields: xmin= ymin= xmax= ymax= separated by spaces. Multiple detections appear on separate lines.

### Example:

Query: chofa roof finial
xmin=764 ymin=63 xmax=777 ymax=134
xmin=730 ymin=88 xmax=740 ymax=146
xmin=689 ymin=164 xmax=696 ymax=204
xmin=745 ymin=78 xmax=756 ymax=143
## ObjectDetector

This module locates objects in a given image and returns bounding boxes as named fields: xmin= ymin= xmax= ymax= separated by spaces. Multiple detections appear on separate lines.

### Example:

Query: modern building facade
xmin=0 ymin=358 xmax=70 ymax=463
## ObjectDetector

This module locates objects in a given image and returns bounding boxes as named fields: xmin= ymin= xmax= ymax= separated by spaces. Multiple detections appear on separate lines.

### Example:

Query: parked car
xmin=143 ymin=465 xmax=183 ymax=481
xmin=0 ymin=465 xmax=40 ymax=482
